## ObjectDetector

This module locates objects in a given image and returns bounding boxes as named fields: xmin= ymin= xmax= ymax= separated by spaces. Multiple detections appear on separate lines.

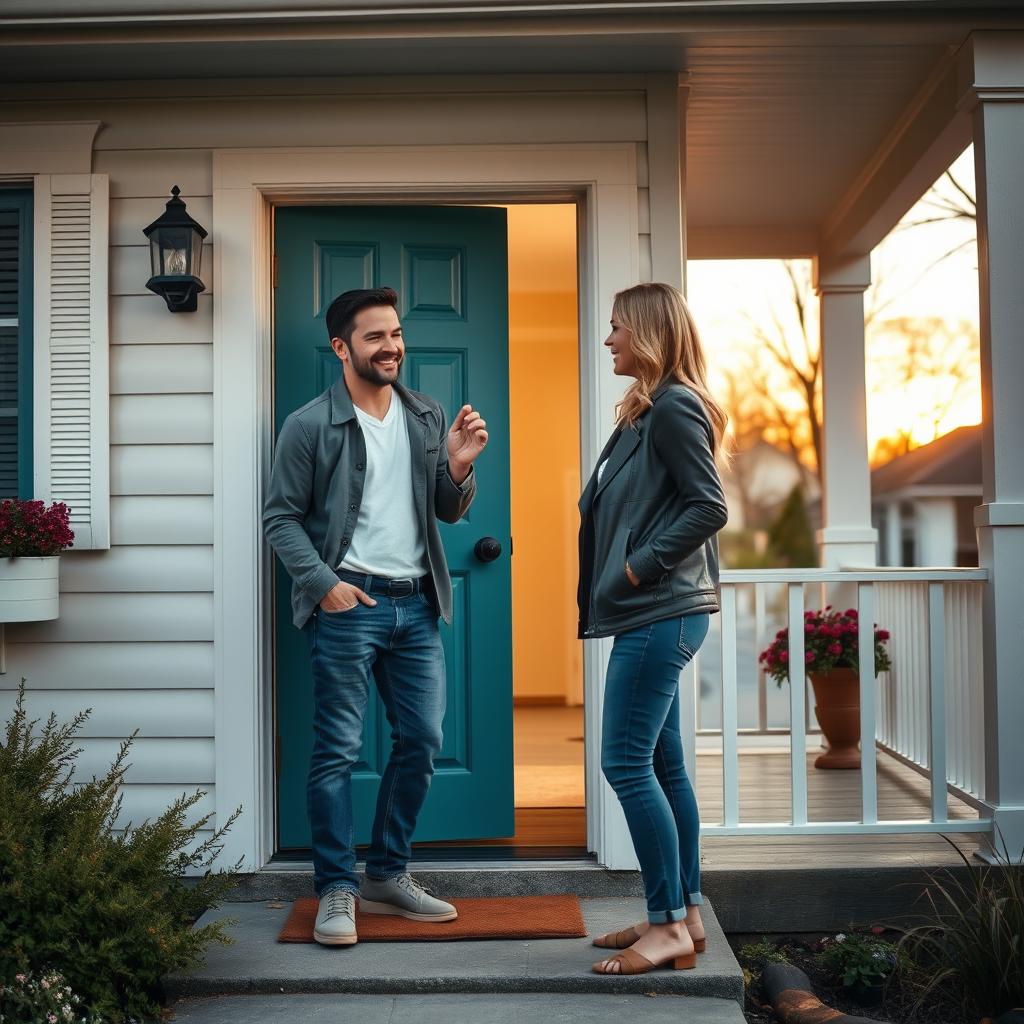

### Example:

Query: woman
xmin=578 ymin=282 xmax=729 ymax=976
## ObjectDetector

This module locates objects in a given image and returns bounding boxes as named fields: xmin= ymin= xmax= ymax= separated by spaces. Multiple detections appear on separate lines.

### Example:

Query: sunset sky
xmin=688 ymin=147 xmax=981 ymax=460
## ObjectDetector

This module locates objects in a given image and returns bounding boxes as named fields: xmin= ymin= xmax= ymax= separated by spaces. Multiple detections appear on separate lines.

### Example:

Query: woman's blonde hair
xmin=612 ymin=282 xmax=728 ymax=455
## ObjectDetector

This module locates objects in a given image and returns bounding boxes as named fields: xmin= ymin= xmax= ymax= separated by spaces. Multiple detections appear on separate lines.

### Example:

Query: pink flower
xmin=845 ymin=608 xmax=858 ymax=618
xmin=876 ymin=630 xmax=890 ymax=641
xmin=829 ymin=643 xmax=842 ymax=655
xmin=780 ymin=651 xmax=789 ymax=662
xmin=805 ymin=651 xmax=815 ymax=662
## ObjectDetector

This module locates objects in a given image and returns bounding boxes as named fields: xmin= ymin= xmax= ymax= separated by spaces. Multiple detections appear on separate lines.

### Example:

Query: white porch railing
xmin=682 ymin=567 xmax=991 ymax=836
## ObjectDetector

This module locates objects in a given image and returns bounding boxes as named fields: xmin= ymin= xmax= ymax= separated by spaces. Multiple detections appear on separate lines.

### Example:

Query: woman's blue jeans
xmin=601 ymin=613 xmax=709 ymax=924
xmin=305 ymin=590 xmax=445 ymax=897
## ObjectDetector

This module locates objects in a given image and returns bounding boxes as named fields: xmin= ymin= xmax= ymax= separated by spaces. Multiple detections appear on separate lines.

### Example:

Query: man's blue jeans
xmin=305 ymin=588 xmax=445 ymax=897
xmin=601 ymin=613 xmax=710 ymax=924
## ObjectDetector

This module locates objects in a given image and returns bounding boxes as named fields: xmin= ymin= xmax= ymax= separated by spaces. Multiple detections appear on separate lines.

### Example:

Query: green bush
xmin=814 ymin=930 xmax=898 ymax=991
xmin=767 ymin=485 xmax=818 ymax=568
xmin=899 ymin=832 xmax=1024 ymax=1019
xmin=0 ymin=681 xmax=241 ymax=1024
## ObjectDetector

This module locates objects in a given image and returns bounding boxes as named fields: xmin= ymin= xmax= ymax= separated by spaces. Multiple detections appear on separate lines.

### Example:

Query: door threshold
xmin=265 ymin=853 xmax=599 ymax=873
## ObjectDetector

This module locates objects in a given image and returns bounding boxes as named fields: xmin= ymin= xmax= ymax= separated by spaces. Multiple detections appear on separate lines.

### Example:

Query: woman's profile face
xmin=604 ymin=316 xmax=638 ymax=377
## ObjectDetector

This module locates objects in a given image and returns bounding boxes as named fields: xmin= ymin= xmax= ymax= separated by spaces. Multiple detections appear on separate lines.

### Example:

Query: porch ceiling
xmin=3 ymin=8 xmax=1022 ymax=257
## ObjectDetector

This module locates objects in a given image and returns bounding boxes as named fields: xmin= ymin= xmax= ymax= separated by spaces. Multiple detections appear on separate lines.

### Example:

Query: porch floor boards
xmin=504 ymin=706 xmax=982 ymax=864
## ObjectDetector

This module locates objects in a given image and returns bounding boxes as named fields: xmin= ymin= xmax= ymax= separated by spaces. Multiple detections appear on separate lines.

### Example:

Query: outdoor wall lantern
xmin=143 ymin=186 xmax=208 ymax=312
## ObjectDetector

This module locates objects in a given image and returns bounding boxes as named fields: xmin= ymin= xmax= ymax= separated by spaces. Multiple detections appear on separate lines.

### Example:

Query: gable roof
xmin=871 ymin=424 xmax=981 ymax=497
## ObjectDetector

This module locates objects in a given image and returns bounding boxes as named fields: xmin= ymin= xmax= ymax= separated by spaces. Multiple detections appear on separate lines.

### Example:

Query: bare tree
xmin=740 ymin=260 xmax=823 ymax=480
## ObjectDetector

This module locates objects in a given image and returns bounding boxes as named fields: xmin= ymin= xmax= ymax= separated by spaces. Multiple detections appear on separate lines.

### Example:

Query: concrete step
xmin=168 ymin=897 xmax=744 ymax=1002
xmin=170 ymin=993 xmax=747 ymax=1024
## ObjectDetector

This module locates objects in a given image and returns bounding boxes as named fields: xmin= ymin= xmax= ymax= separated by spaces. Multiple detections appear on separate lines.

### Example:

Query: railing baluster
xmin=859 ymin=582 xmax=878 ymax=825
xmin=788 ymin=582 xmax=808 ymax=826
xmin=755 ymin=583 xmax=768 ymax=733
xmin=721 ymin=584 xmax=740 ymax=827
xmin=928 ymin=583 xmax=948 ymax=824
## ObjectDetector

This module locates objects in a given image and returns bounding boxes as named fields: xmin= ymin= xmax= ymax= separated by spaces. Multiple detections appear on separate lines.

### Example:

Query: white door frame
xmin=211 ymin=142 xmax=640 ymax=871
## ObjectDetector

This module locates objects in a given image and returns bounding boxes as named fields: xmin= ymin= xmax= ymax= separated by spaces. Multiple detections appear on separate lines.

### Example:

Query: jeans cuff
xmin=317 ymin=882 xmax=359 ymax=898
xmin=364 ymin=870 xmax=406 ymax=882
xmin=686 ymin=892 xmax=704 ymax=907
xmin=648 ymin=907 xmax=686 ymax=924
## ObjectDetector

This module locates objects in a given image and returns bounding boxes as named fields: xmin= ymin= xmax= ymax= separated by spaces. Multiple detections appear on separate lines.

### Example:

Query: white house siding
xmin=0 ymin=75 xmax=655 ymax=855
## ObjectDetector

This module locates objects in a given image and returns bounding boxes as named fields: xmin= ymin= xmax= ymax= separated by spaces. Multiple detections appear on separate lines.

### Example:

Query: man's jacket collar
xmin=330 ymin=375 xmax=430 ymax=426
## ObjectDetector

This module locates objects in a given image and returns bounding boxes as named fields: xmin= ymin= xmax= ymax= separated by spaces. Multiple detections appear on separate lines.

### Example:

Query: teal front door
xmin=273 ymin=206 xmax=514 ymax=850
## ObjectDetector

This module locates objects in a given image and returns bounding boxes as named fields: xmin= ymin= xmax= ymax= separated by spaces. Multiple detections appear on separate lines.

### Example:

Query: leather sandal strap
xmin=604 ymin=948 xmax=655 ymax=975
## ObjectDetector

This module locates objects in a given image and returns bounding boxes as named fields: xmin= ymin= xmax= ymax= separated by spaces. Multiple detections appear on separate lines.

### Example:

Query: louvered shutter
xmin=34 ymin=173 xmax=110 ymax=550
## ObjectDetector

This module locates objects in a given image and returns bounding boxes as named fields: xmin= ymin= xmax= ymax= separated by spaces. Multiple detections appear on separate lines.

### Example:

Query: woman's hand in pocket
xmin=320 ymin=581 xmax=377 ymax=613
xmin=625 ymin=561 xmax=641 ymax=588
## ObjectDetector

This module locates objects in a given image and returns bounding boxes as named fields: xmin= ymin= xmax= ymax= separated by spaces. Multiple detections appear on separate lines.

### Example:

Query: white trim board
xmin=212 ymin=142 xmax=640 ymax=871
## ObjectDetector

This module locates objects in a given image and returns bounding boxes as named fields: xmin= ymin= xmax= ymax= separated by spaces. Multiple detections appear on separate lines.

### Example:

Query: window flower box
xmin=0 ymin=499 xmax=74 ymax=624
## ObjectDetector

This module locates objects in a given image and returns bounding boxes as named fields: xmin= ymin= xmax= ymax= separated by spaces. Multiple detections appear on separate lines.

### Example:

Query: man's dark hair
xmin=325 ymin=287 xmax=400 ymax=344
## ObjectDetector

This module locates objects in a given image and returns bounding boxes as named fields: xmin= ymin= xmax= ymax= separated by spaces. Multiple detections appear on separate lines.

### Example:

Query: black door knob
xmin=474 ymin=537 xmax=503 ymax=563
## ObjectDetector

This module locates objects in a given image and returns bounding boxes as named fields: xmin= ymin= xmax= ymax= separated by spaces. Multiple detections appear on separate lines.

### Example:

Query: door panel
xmin=273 ymin=206 xmax=513 ymax=849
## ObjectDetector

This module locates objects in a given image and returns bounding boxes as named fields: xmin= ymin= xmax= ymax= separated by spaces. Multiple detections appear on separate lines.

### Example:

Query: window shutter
xmin=34 ymin=173 xmax=110 ymax=550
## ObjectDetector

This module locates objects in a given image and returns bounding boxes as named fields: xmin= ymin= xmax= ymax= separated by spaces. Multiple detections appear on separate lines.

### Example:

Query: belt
xmin=336 ymin=569 xmax=429 ymax=599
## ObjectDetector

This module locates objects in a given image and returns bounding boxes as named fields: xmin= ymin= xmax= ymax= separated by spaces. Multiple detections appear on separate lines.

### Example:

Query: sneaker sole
xmin=313 ymin=930 xmax=358 ymax=946
xmin=359 ymin=898 xmax=458 ymax=922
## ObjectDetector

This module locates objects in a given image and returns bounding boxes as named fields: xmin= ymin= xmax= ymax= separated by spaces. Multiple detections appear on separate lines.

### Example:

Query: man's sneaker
xmin=359 ymin=873 xmax=458 ymax=922
xmin=313 ymin=888 xmax=358 ymax=946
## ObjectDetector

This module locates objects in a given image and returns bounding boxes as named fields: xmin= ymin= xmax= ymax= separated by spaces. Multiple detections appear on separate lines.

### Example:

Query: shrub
xmin=898 ymin=832 xmax=1024 ymax=1019
xmin=758 ymin=606 xmax=892 ymax=686
xmin=0 ymin=500 xmax=74 ymax=557
xmin=0 ymin=968 xmax=101 ymax=1024
xmin=0 ymin=681 xmax=241 ymax=1024
xmin=814 ymin=930 xmax=898 ymax=991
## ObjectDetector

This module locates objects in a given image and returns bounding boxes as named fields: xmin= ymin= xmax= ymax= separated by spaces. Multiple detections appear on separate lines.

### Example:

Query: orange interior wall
xmin=505 ymin=205 xmax=583 ymax=704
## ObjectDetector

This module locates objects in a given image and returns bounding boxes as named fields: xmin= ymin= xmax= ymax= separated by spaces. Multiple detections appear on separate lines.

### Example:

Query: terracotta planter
xmin=809 ymin=667 xmax=860 ymax=769
xmin=0 ymin=556 xmax=60 ymax=623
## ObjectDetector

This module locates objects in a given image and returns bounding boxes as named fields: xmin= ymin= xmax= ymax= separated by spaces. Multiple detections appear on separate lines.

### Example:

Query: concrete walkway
xmin=168 ymin=897 xmax=744 ymax=1001
xmin=170 ymin=993 xmax=747 ymax=1023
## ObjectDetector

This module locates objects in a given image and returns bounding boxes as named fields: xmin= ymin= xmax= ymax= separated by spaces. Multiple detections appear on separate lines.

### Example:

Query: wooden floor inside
xmin=419 ymin=706 xmax=985 ymax=865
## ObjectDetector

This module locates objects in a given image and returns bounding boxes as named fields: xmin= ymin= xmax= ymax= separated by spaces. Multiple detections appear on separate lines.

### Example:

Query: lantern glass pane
xmin=190 ymin=230 xmax=204 ymax=280
xmin=149 ymin=235 xmax=163 ymax=277
xmin=160 ymin=227 xmax=193 ymax=276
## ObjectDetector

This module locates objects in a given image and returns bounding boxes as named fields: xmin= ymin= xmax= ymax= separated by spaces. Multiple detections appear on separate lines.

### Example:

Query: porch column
xmin=813 ymin=253 xmax=879 ymax=569
xmin=965 ymin=31 xmax=1024 ymax=858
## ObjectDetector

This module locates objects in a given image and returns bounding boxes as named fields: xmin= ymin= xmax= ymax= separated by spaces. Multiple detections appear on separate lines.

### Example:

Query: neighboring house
xmin=722 ymin=440 xmax=819 ymax=532
xmin=1 ymin=1 xmax=1022 ymax=884
xmin=872 ymin=424 xmax=982 ymax=568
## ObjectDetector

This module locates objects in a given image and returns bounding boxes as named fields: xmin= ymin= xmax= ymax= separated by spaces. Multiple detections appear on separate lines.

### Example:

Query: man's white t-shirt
xmin=339 ymin=395 xmax=428 ymax=579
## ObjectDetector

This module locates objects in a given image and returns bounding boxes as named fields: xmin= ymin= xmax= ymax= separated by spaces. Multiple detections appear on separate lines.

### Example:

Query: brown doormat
xmin=278 ymin=895 xmax=587 ymax=943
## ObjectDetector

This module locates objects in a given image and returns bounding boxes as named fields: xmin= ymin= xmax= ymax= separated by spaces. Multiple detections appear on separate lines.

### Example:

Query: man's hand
xmin=447 ymin=404 xmax=488 ymax=484
xmin=625 ymin=561 xmax=641 ymax=587
xmin=320 ymin=580 xmax=377 ymax=613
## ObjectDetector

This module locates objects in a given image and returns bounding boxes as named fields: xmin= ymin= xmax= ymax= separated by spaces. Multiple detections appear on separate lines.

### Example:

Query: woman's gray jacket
xmin=577 ymin=382 xmax=729 ymax=640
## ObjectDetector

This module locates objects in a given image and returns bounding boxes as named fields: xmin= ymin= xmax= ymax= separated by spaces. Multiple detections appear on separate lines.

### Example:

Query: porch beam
xmin=688 ymin=225 xmax=817 ymax=261
xmin=813 ymin=252 xmax=878 ymax=569
xmin=820 ymin=42 xmax=973 ymax=258
xmin=966 ymin=30 xmax=1024 ymax=860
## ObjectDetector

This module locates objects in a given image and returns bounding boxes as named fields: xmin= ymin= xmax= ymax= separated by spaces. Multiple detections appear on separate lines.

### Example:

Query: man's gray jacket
xmin=264 ymin=377 xmax=476 ymax=629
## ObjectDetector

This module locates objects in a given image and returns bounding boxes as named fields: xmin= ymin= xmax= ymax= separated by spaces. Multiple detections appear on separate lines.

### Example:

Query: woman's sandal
xmin=592 ymin=947 xmax=698 ymax=975
xmin=593 ymin=926 xmax=706 ymax=953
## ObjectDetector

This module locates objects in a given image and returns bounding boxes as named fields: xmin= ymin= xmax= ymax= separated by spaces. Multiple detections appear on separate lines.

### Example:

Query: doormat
xmin=277 ymin=894 xmax=587 ymax=942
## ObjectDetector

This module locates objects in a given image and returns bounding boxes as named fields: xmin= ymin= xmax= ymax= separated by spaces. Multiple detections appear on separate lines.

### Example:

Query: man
xmin=264 ymin=286 xmax=487 ymax=947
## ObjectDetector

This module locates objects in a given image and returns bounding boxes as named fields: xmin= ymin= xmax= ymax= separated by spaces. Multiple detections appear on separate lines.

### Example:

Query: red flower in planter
xmin=0 ymin=499 xmax=75 ymax=557
xmin=759 ymin=607 xmax=892 ymax=687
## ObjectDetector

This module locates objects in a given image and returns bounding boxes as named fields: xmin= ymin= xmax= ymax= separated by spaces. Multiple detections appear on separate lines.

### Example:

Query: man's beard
xmin=349 ymin=348 xmax=403 ymax=386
